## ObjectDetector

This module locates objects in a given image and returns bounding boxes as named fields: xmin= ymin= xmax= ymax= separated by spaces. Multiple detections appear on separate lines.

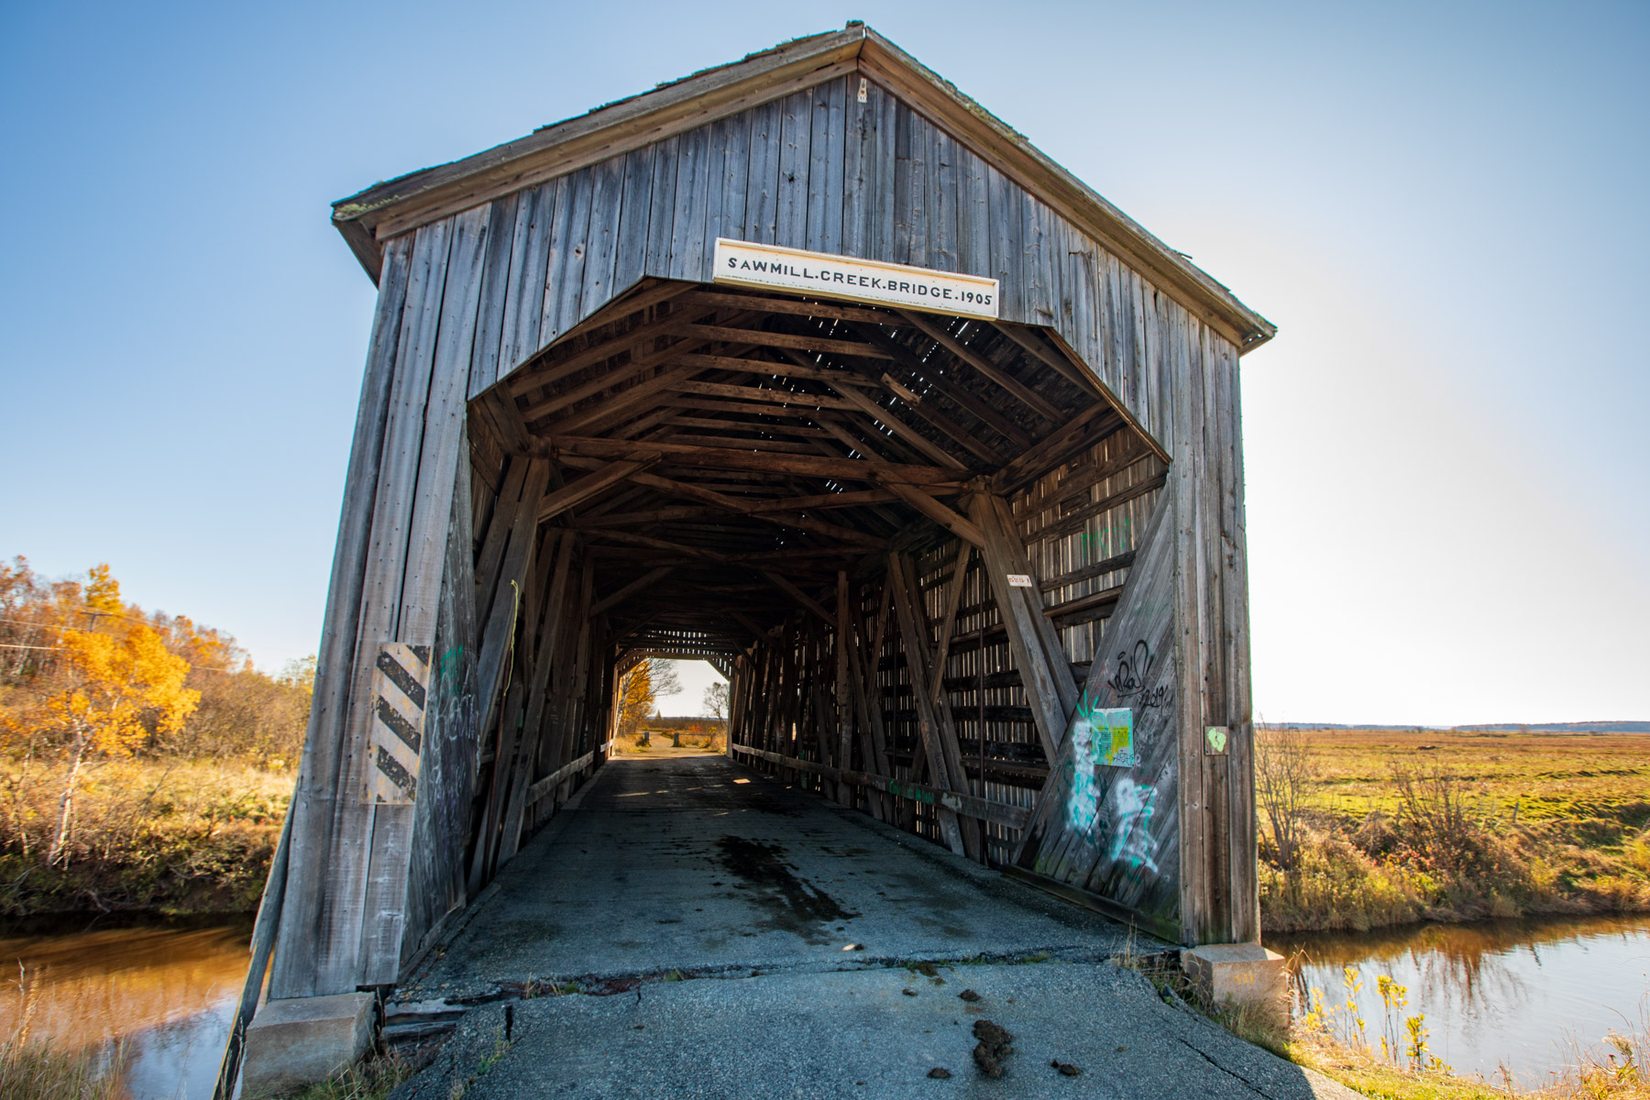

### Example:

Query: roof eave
xmin=855 ymin=28 xmax=1275 ymax=350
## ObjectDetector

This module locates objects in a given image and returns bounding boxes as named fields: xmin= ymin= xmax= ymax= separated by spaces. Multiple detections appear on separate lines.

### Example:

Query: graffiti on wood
xmin=1106 ymin=640 xmax=1168 ymax=711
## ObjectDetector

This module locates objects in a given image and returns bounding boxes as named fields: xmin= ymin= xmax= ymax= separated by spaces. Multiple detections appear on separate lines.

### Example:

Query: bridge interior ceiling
xmin=472 ymin=278 xmax=1147 ymax=659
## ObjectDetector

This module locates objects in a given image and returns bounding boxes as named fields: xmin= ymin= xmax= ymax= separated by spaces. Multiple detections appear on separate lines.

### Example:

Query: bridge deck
xmin=389 ymin=756 xmax=1352 ymax=1099
xmin=399 ymin=753 xmax=1138 ymax=1003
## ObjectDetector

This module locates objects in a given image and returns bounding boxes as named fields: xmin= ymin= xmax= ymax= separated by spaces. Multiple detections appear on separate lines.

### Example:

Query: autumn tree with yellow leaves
xmin=36 ymin=569 xmax=199 ymax=864
xmin=611 ymin=658 xmax=682 ymax=744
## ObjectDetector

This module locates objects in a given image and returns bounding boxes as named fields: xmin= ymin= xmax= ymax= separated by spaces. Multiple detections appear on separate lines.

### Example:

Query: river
xmin=0 ymin=918 xmax=250 ymax=1100
xmin=1271 ymin=914 xmax=1650 ymax=1087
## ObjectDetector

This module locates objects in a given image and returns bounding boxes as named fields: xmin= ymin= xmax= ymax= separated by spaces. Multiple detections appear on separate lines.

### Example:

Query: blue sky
xmin=2 ymin=2 xmax=1645 ymax=723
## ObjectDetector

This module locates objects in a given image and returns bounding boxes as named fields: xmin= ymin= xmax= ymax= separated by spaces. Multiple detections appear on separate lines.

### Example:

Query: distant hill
xmin=1264 ymin=721 xmax=1650 ymax=734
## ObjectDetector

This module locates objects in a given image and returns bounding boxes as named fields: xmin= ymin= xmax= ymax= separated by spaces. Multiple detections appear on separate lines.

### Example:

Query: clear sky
xmin=2 ymin=2 xmax=1645 ymax=725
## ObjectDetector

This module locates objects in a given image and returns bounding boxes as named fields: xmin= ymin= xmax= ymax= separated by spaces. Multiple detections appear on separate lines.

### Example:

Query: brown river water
xmin=0 ymin=919 xmax=251 ymax=1100
xmin=0 ymin=913 xmax=1644 ymax=1096
xmin=1272 ymin=914 xmax=1650 ymax=1087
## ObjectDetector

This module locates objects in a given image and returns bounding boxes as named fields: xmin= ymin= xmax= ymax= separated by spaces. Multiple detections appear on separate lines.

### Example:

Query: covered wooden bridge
xmin=226 ymin=22 xmax=1275 ymax=1095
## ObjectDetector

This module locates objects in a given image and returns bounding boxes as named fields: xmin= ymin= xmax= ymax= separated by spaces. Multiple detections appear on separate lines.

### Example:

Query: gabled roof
xmin=333 ymin=23 xmax=1275 ymax=351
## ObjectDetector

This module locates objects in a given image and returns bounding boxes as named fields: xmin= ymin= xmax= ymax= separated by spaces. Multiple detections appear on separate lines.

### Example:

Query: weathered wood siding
xmin=397 ymin=457 xmax=481 ymax=970
xmin=441 ymin=73 xmax=1192 ymax=458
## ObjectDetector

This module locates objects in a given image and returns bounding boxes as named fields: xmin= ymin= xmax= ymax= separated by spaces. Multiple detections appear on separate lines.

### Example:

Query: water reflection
xmin=1271 ymin=915 xmax=1650 ymax=1086
xmin=0 ymin=921 xmax=250 ymax=1100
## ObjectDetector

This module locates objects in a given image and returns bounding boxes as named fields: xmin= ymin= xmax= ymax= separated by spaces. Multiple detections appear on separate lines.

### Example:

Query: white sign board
xmin=713 ymin=238 xmax=1000 ymax=319
xmin=1006 ymin=574 xmax=1034 ymax=588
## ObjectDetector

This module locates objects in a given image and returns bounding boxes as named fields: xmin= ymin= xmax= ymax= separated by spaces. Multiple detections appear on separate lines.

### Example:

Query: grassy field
xmin=1260 ymin=728 xmax=1650 ymax=933
xmin=1301 ymin=729 xmax=1650 ymax=832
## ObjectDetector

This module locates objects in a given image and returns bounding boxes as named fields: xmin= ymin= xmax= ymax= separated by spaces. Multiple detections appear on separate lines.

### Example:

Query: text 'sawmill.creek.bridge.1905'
xmin=217 ymin=22 xmax=1280 ymax=1096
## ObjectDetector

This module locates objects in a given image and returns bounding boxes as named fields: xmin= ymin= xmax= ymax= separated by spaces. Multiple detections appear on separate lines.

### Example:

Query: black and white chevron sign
xmin=365 ymin=642 xmax=430 ymax=804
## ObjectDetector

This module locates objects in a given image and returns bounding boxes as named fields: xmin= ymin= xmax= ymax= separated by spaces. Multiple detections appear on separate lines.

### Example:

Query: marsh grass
xmin=0 ymin=968 xmax=127 ymax=1100
xmin=1258 ymin=730 xmax=1650 ymax=934
xmin=1267 ymin=967 xmax=1650 ymax=1100
xmin=287 ymin=1049 xmax=421 ymax=1100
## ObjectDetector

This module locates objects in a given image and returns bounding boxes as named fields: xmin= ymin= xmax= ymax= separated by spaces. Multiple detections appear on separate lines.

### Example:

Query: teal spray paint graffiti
xmin=1107 ymin=776 xmax=1158 ymax=873
xmin=1075 ymin=517 xmax=1133 ymax=563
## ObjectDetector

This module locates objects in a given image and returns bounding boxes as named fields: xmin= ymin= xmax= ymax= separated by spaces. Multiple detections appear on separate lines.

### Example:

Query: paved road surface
xmin=392 ymin=755 xmax=1354 ymax=1099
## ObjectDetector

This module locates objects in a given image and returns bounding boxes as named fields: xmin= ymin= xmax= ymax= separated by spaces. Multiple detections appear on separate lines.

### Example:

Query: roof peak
xmin=331 ymin=26 xmax=1273 ymax=350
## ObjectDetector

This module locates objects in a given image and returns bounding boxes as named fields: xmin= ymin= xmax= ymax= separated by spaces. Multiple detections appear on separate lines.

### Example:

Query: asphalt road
xmin=391 ymin=755 xmax=1354 ymax=1099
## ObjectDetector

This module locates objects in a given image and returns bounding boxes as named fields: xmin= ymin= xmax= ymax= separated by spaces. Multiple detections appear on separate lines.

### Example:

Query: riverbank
xmin=1258 ymin=728 xmax=1650 ymax=934
xmin=0 ymin=758 xmax=286 ymax=917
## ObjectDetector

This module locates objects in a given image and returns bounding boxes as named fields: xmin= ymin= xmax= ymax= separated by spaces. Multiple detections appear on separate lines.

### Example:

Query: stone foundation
xmin=242 ymin=991 xmax=376 ymax=1097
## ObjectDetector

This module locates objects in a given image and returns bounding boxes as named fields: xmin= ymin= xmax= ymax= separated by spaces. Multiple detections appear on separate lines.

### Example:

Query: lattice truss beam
xmin=472 ymin=278 xmax=1148 ymax=655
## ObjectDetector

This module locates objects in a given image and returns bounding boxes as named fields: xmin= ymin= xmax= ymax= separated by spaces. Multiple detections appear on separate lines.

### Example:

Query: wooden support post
xmin=474 ymin=460 xmax=551 ymax=736
xmin=968 ymin=492 xmax=1078 ymax=761
xmin=1170 ymin=326 xmax=1259 ymax=946
xmin=496 ymin=532 xmax=571 ymax=864
xmin=834 ymin=571 xmax=854 ymax=807
xmin=886 ymin=552 xmax=974 ymax=858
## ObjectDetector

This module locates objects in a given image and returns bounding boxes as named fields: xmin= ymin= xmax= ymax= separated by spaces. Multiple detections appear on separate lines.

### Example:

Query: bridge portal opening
xmin=452 ymin=278 xmax=1176 ymax=925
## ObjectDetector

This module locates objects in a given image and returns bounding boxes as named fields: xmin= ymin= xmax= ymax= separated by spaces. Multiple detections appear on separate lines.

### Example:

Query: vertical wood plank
xmin=708 ymin=110 xmax=751 ymax=253
xmin=775 ymin=89 xmax=812 ymax=248
xmin=986 ymin=163 xmax=1025 ymax=321
xmin=579 ymin=155 xmax=628 ymax=319
xmin=467 ymin=194 xmax=521 ymax=398
xmin=929 ymin=120 xmax=958 ymax=272
xmin=292 ymin=214 xmax=453 ymax=996
xmin=643 ymin=135 xmax=680 ymax=276
xmin=810 ymin=76 xmax=847 ymax=255
xmin=542 ymin=166 xmax=594 ymax=345
xmin=744 ymin=99 xmax=782 ymax=245
xmin=842 ymin=74 xmax=875 ymax=259
xmin=612 ymin=145 xmax=655 ymax=294
xmin=955 ymin=145 xmax=991 ymax=278
xmin=834 ymin=570 xmax=854 ymax=807
xmin=359 ymin=204 xmax=494 ymax=984
xmin=668 ymin=122 xmax=712 ymax=280
xmin=496 ymin=182 xmax=554 ymax=378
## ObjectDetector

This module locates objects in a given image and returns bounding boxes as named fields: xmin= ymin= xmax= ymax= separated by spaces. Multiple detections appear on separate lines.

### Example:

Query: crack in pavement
xmin=1175 ymin=1035 xmax=1273 ymax=1097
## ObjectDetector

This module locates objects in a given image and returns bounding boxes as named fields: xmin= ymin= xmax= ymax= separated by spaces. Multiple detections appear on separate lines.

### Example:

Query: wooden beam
xmin=761 ymin=570 xmax=832 ymax=624
xmin=626 ymin=471 xmax=885 ymax=548
xmin=539 ymin=458 xmax=655 ymax=521
xmin=897 ymin=312 xmax=1065 ymax=423
xmin=680 ymin=287 xmax=891 ymax=326
xmin=968 ymin=492 xmax=1078 ymax=761
xmin=844 ymin=321 xmax=1035 ymax=449
xmin=475 ymin=462 xmax=552 ymax=736
xmin=537 ymin=434 xmax=963 ymax=486
xmin=729 ymin=746 xmax=1030 ymax=831
xmin=879 ymin=480 xmax=985 ymax=547
xmin=821 ymin=376 xmax=969 ymax=472
xmin=834 ymin=570 xmax=854 ymax=807
xmin=523 ymin=751 xmax=597 ymax=815
xmin=886 ymin=552 xmax=974 ymax=858
xmin=671 ymin=350 xmax=878 ymax=386
xmin=591 ymin=566 xmax=675 ymax=615
xmin=677 ymin=322 xmax=894 ymax=360
xmin=928 ymin=547 xmax=972 ymax=706
xmin=508 ymin=303 xmax=707 ymax=402
xmin=992 ymin=323 xmax=1097 ymax=396
xmin=990 ymin=402 xmax=1124 ymax=494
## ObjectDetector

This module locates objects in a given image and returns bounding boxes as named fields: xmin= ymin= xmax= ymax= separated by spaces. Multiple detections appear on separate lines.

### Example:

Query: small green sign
xmin=1205 ymin=726 xmax=1230 ymax=755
